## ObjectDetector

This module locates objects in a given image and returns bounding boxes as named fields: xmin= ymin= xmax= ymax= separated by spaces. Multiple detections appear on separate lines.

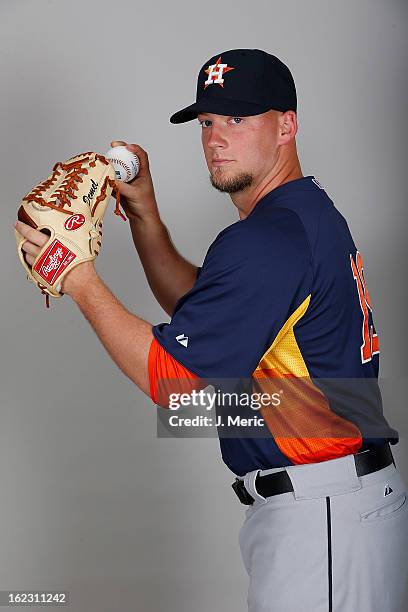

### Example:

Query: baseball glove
xmin=15 ymin=151 xmax=126 ymax=307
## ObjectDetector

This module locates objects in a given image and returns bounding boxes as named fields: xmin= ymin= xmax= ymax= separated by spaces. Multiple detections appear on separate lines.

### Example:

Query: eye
xmin=231 ymin=117 xmax=243 ymax=124
xmin=198 ymin=119 xmax=212 ymax=128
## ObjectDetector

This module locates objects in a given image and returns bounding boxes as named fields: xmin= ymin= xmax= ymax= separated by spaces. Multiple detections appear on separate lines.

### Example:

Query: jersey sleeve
xmin=152 ymin=209 xmax=312 ymax=382
xmin=148 ymin=336 xmax=208 ymax=407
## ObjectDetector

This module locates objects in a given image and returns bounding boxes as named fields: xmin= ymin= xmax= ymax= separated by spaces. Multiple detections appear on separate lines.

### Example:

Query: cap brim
xmin=169 ymin=98 xmax=275 ymax=124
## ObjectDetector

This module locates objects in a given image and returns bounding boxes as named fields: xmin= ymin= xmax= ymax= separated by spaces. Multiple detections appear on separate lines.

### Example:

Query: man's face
xmin=197 ymin=110 xmax=283 ymax=194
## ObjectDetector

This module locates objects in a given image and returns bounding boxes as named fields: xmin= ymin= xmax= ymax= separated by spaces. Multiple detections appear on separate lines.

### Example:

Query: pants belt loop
xmin=244 ymin=469 xmax=268 ymax=504
xmin=285 ymin=453 xmax=362 ymax=500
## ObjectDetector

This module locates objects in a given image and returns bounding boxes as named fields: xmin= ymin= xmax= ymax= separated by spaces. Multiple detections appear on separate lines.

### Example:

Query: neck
xmin=232 ymin=148 xmax=303 ymax=220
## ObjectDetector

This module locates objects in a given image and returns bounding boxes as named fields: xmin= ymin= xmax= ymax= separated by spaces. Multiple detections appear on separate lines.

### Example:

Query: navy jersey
xmin=152 ymin=176 xmax=398 ymax=476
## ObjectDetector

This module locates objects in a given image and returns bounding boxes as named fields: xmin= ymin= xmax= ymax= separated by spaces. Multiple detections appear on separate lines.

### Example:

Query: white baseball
xmin=105 ymin=146 xmax=140 ymax=182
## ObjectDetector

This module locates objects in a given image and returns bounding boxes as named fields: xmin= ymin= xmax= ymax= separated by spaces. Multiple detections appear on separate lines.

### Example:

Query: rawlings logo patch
xmin=64 ymin=213 xmax=85 ymax=231
xmin=33 ymin=239 xmax=76 ymax=284
xmin=83 ymin=178 xmax=99 ymax=205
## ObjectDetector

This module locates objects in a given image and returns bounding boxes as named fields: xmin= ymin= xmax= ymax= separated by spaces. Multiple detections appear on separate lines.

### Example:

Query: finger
xmin=125 ymin=144 xmax=150 ymax=170
xmin=15 ymin=221 xmax=49 ymax=247
xmin=110 ymin=141 xmax=127 ymax=147
xmin=21 ymin=240 xmax=41 ymax=257
xmin=25 ymin=253 xmax=36 ymax=267
xmin=112 ymin=178 xmax=133 ymax=197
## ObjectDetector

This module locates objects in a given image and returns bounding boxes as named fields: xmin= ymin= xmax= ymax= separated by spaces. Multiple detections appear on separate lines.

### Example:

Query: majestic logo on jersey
xmin=350 ymin=250 xmax=380 ymax=363
xmin=384 ymin=484 xmax=393 ymax=497
xmin=176 ymin=333 xmax=189 ymax=347
xmin=204 ymin=56 xmax=235 ymax=89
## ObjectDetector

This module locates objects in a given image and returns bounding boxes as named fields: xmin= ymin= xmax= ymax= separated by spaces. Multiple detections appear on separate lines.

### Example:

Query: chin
xmin=209 ymin=171 xmax=253 ymax=194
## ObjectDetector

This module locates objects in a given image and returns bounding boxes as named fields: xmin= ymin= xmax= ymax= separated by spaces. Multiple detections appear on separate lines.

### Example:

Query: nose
xmin=206 ymin=124 xmax=228 ymax=150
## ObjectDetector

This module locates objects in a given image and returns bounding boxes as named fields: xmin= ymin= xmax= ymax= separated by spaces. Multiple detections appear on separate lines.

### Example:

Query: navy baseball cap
xmin=170 ymin=48 xmax=297 ymax=124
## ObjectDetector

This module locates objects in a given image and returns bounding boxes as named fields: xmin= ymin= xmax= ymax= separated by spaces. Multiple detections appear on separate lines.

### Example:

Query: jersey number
xmin=350 ymin=250 xmax=379 ymax=363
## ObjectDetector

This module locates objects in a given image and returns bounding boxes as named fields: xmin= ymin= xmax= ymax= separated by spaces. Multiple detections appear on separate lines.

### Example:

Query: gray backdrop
xmin=1 ymin=0 xmax=407 ymax=610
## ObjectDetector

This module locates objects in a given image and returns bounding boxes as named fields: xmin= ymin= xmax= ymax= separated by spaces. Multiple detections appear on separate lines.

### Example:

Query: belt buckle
xmin=231 ymin=478 xmax=254 ymax=505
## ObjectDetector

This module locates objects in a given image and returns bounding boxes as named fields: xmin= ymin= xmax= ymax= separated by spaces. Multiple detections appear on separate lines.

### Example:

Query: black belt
xmin=231 ymin=443 xmax=395 ymax=505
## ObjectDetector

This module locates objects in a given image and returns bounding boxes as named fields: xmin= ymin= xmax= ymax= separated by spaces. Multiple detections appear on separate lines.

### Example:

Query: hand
xmin=14 ymin=220 xmax=47 ymax=267
xmin=14 ymin=220 xmax=95 ymax=295
xmin=109 ymin=141 xmax=159 ymax=222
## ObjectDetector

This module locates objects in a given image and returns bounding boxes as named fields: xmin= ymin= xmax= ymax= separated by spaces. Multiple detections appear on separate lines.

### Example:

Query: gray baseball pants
xmin=238 ymin=452 xmax=408 ymax=611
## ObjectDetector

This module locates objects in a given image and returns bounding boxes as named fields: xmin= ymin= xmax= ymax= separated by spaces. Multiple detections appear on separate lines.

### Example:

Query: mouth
xmin=212 ymin=159 xmax=233 ymax=166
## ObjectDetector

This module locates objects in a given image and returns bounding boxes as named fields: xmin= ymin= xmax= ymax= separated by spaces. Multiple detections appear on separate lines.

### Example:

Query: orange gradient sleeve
xmin=148 ymin=337 xmax=207 ymax=408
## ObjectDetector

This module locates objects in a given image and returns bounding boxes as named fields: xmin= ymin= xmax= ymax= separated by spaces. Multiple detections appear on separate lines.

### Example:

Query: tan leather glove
xmin=15 ymin=151 xmax=126 ymax=307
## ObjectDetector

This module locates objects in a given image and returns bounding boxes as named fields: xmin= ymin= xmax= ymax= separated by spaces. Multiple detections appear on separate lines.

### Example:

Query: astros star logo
xmin=204 ymin=56 xmax=235 ymax=89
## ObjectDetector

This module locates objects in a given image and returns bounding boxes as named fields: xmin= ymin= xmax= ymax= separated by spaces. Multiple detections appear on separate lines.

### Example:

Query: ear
xmin=278 ymin=111 xmax=298 ymax=143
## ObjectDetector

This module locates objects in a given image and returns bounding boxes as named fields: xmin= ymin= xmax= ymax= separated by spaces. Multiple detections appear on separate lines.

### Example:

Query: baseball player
xmin=15 ymin=49 xmax=408 ymax=611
